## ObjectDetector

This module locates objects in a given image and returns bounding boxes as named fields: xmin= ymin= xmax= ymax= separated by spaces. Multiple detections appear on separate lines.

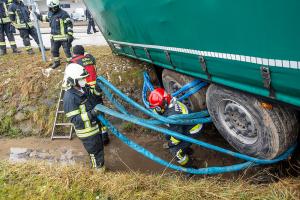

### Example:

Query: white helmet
xmin=47 ymin=0 xmax=60 ymax=8
xmin=63 ymin=63 xmax=88 ymax=89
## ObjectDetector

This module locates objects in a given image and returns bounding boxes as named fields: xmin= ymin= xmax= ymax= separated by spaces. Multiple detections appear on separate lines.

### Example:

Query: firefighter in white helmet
xmin=63 ymin=63 xmax=105 ymax=170
xmin=35 ymin=0 xmax=73 ymax=76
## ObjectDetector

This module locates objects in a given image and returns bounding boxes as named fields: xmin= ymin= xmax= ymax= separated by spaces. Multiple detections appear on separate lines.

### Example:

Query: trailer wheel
xmin=162 ymin=69 xmax=206 ymax=111
xmin=206 ymin=84 xmax=299 ymax=159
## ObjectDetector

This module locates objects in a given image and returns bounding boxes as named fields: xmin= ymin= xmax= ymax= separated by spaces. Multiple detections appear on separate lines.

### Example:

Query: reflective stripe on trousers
xmin=176 ymin=149 xmax=189 ymax=166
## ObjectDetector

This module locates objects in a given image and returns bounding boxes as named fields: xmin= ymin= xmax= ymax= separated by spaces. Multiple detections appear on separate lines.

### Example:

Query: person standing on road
xmin=69 ymin=45 xmax=110 ymax=145
xmin=85 ymin=8 xmax=97 ymax=34
xmin=63 ymin=63 xmax=106 ymax=170
xmin=0 ymin=0 xmax=21 ymax=55
xmin=148 ymin=88 xmax=204 ymax=169
xmin=34 ymin=0 xmax=73 ymax=75
xmin=8 ymin=0 xmax=42 ymax=54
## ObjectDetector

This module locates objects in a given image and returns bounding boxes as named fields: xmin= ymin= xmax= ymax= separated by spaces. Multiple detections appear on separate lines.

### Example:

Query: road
xmin=5 ymin=26 xmax=108 ymax=48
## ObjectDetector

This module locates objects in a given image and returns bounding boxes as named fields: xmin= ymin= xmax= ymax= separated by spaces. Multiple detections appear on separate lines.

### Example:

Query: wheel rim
xmin=168 ymin=80 xmax=193 ymax=109
xmin=217 ymin=99 xmax=258 ymax=145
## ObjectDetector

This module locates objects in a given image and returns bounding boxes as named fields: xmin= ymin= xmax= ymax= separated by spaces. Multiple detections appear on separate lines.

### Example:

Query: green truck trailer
xmin=84 ymin=0 xmax=299 ymax=159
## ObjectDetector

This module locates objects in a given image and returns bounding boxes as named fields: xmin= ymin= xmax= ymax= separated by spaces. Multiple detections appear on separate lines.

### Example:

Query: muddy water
xmin=0 ymin=135 xmax=171 ymax=174
xmin=0 ymin=128 xmax=248 ymax=178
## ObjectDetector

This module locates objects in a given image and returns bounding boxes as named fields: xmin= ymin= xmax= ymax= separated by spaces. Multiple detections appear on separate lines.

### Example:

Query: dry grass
xmin=1 ymin=46 xmax=299 ymax=200
xmin=0 ymin=50 xmax=64 ymax=137
xmin=0 ymin=46 xmax=154 ymax=137
xmin=0 ymin=161 xmax=299 ymax=200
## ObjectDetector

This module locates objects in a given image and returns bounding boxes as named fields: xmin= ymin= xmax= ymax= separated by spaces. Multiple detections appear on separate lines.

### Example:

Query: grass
xmin=0 ymin=46 xmax=154 ymax=137
xmin=0 ymin=50 xmax=62 ymax=137
xmin=1 ymin=46 xmax=299 ymax=200
xmin=0 ymin=116 xmax=21 ymax=137
xmin=0 ymin=161 xmax=299 ymax=200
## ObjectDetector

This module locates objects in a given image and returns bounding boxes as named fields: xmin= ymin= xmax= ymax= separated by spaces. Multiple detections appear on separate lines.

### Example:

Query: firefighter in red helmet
xmin=149 ymin=88 xmax=204 ymax=168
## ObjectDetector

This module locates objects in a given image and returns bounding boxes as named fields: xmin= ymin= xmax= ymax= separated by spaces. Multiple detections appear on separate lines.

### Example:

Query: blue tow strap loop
xmin=142 ymin=72 xmax=208 ymax=108
xmin=98 ymin=114 xmax=256 ymax=175
xmin=100 ymin=76 xmax=211 ymax=125
xmin=142 ymin=72 xmax=154 ymax=108
xmin=96 ymin=104 xmax=296 ymax=165
xmin=95 ymin=75 xmax=296 ymax=174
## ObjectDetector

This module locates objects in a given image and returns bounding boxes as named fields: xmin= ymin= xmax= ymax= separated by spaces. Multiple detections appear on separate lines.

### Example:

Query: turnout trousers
xmin=87 ymin=19 xmax=97 ymax=33
xmin=80 ymin=133 xmax=104 ymax=168
xmin=168 ymin=140 xmax=193 ymax=166
xmin=50 ymin=39 xmax=72 ymax=63
xmin=0 ymin=23 xmax=16 ymax=49
xmin=19 ymin=27 xmax=39 ymax=51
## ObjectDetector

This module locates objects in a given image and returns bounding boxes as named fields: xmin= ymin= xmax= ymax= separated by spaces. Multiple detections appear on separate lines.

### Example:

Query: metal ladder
xmin=51 ymin=87 xmax=74 ymax=140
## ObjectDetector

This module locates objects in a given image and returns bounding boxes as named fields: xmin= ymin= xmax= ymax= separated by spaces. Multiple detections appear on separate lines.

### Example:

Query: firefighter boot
xmin=27 ymin=49 xmax=35 ymax=55
xmin=42 ymin=60 xmax=60 ymax=77
xmin=11 ymin=45 xmax=21 ymax=54
xmin=50 ymin=60 xmax=60 ymax=69
xmin=0 ymin=48 xmax=6 ymax=56
xmin=96 ymin=165 xmax=106 ymax=173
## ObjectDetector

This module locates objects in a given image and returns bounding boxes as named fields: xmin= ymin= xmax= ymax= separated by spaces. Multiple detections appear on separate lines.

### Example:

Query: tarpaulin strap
xmin=94 ymin=75 xmax=296 ymax=174
xmin=98 ymin=76 xmax=211 ymax=125
xmin=142 ymin=72 xmax=154 ymax=108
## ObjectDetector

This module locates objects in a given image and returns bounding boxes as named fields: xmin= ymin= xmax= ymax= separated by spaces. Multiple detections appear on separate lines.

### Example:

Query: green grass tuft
xmin=0 ymin=116 xmax=21 ymax=138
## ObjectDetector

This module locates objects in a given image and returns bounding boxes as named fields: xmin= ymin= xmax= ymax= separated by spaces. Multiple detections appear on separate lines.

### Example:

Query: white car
xmin=71 ymin=8 xmax=86 ymax=21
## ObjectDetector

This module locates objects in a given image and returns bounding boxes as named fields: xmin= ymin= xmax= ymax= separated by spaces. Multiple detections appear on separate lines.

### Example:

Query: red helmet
xmin=148 ymin=88 xmax=171 ymax=108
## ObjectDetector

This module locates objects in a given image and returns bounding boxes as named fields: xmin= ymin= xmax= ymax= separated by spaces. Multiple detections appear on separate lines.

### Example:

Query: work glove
xmin=102 ymin=131 xmax=110 ymax=145
xmin=33 ymin=12 xmax=43 ymax=21
xmin=95 ymin=83 xmax=102 ymax=93
xmin=90 ymin=107 xmax=101 ymax=118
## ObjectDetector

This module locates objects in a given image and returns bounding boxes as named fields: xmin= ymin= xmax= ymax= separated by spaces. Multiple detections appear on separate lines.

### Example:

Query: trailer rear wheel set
xmin=162 ymin=69 xmax=299 ymax=159
xmin=162 ymin=69 xmax=207 ymax=111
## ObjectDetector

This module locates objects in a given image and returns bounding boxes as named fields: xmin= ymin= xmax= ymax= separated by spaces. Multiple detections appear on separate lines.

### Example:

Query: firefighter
xmin=69 ymin=45 xmax=110 ymax=145
xmin=7 ymin=0 xmax=15 ymax=33
xmin=8 ymin=0 xmax=41 ymax=54
xmin=63 ymin=63 xmax=105 ymax=170
xmin=85 ymin=9 xmax=98 ymax=34
xmin=70 ymin=45 xmax=97 ymax=87
xmin=148 ymin=88 xmax=204 ymax=169
xmin=35 ymin=0 xmax=73 ymax=74
xmin=0 ymin=0 xmax=21 ymax=55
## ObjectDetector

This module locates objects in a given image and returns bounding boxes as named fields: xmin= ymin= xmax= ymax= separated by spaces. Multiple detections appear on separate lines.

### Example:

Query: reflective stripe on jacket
xmin=163 ymin=100 xmax=203 ymax=146
xmin=70 ymin=54 xmax=97 ymax=87
xmin=44 ymin=8 xmax=73 ymax=41
xmin=8 ymin=1 xmax=33 ymax=29
xmin=63 ymin=87 xmax=102 ymax=138
xmin=0 ymin=0 xmax=11 ymax=24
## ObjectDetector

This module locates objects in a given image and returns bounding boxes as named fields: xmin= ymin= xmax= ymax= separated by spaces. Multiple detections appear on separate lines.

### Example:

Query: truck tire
xmin=162 ymin=69 xmax=206 ymax=111
xmin=206 ymin=84 xmax=299 ymax=159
